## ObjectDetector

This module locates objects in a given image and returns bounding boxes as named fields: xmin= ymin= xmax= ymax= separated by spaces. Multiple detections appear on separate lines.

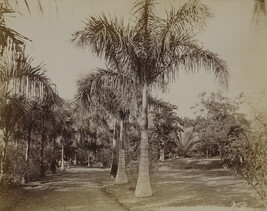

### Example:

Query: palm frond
xmin=155 ymin=0 xmax=212 ymax=60
xmin=76 ymin=67 xmax=138 ymax=116
xmin=0 ymin=56 xmax=62 ymax=105
xmin=156 ymin=42 xmax=229 ymax=89
xmin=148 ymin=96 xmax=177 ymax=112
xmin=0 ymin=93 xmax=30 ymax=132
xmin=132 ymin=0 xmax=158 ymax=36
xmin=71 ymin=15 xmax=131 ymax=68
xmin=253 ymin=0 xmax=267 ymax=23
xmin=37 ymin=0 xmax=44 ymax=15
xmin=23 ymin=0 xmax=31 ymax=14
xmin=0 ymin=4 xmax=30 ymax=54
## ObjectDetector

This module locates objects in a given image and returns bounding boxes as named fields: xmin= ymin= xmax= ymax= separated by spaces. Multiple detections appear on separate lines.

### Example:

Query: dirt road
xmin=1 ymin=167 xmax=127 ymax=211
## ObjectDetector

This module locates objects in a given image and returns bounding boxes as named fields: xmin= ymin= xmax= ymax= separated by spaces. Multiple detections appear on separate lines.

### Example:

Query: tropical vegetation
xmin=0 ymin=0 xmax=266 ymax=207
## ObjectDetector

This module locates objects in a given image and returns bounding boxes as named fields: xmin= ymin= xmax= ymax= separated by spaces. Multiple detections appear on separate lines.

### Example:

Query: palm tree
xmin=76 ymin=74 xmax=133 ymax=184
xmin=13 ymin=0 xmax=267 ymax=25
xmin=0 ymin=3 xmax=29 ymax=56
xmin=59 ymin=103 xmax=74 ymax=171
xmin=0 ymin=53 xmax=61 ymax=180
xmin=0 ymin=93 xmax=29 ymax=179
xmin=1 ymin=56 xmax=60 ymax=147
xmin=72 ymin=0 xmax=229 ymax=197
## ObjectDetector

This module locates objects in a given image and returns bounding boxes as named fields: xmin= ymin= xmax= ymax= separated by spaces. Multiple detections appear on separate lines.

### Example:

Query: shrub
xmin=222 ymin=116 xmax=267 ymax=207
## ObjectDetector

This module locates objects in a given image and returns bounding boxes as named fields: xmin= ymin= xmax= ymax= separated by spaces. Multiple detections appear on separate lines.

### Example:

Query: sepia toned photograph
xmin=0 ymin=0 xmax=267 ymax=210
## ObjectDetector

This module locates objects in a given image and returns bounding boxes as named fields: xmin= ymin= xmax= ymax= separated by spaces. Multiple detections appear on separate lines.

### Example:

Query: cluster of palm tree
xmin=0 ymin=2 xmax=64 ymax=182
xmin=72 ymin=0 xmax=229 ymax=197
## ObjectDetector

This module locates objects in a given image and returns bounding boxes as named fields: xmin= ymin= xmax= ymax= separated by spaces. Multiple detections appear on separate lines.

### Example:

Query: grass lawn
xmin=103 ymin=158 xmax=265 ymax=211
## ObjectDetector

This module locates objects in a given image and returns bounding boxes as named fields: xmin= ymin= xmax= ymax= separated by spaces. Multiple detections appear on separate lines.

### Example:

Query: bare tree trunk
xmin=40 ymin=134 xmax=45 ymax=177
xmin=0 ymin=136 xmax=8 ymax=180
xmin=135 ymin=83 xmax=152 ymax=197
xmin=15 ymin=139 xmax=18 ymax=150
xmin=73 ymin=154 xmax=77 ymax=165
xmin=115 ymin=117 xmax=128 ymax=184
xmin=0 ymin=147 xmax=6 ymax=179
xmin=87 ymin=150 xmax=90 ymax=167
xmin=0 ymin=129 xmax=9 ymax=181
xmin=50 ymin=136 xmax=57 ymax=174
xmin=67 ymin=159 xmax=70 ymax=169
xmin=25 ymin=127 xmax=32 ymax=162
xmin=159 ymin=147 xmax=165 ymax=162
xmin=61 ymin=141 xmax=64 ymax=171
xmin=0 ymin=155 xmax=3 ymax=180
xmin=110 ymin=119 xmax=118 ymax=178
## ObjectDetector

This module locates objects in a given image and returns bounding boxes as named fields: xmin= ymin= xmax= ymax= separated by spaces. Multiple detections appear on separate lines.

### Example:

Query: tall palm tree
xmin=0 ymin=54 xmax=61 ymax=179
xmin=72 ymin=0 xmax=229 ymax=197
xmin=76 ymin=73 xmax=134 ymax=184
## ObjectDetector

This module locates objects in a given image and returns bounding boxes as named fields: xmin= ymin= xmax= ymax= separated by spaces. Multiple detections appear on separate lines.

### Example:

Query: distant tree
xmin=150 ymin=103 xmax=183 ymax=161
xmin=177 ymin=124 xmax=200 ymax=158
xmin=193 ymin=92 xmax=249 ymax=159
xmin=76 ymin=77 xmax=130 ymax=184
xmin=73 ymin=100 xmax=113 ymax=168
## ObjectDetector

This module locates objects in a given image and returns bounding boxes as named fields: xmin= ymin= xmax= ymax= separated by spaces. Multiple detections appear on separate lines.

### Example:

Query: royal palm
xmin=72 ymin=0 xmax=229 ymax=197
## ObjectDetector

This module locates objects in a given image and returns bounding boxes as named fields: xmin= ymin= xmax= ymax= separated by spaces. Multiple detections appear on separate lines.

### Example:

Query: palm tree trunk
xmin=115 ymin=117 xmax=128 ymax=184
xmin=67 ymin=159 xmax=70 ymax=169
xmin=61 ymin=141 xmax=64 ymax=171
xmin=135 ymin=83 xmax=152 ymax=197
xmin=50 ymin=136 xmax=57 ymax=174
xmin=40 ymin=134 xmax=45 ymax=177
xmin=73 ymin=154 xmax=77 ymax=165
xmin=88 ymin=150 xmax=90 ymax=167
xmin=110 ymin=119 xmax=118 ymax=178
xmin=0 ymin=139 xmax=8 ymax=180
xmin=25 ymin=127 xmax=32 ymax=162
xmin=160 ymin=147 xmax=165 ymax=162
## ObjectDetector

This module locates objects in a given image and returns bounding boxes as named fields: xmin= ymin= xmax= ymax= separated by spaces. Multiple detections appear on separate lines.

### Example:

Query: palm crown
xmin=72 ymin=0 xmax=228 ymax=88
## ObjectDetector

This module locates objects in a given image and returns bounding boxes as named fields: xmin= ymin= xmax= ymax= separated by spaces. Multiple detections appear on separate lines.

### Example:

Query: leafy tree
xmin=233 ymin=114 xmax=267 ymax=207
xmin=193 ymin=92 xmax=249 ymax=159
xmin=73 ymin=100 xmax=114 ymax=167
xmin=72 ymin=0 xmax=228 ymax=197
xmin=150 ymin=102 xmax=182 ymax=160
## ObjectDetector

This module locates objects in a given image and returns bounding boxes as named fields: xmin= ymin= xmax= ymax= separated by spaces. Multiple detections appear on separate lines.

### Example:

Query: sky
xmin=4 ymin=0 xmax=267 ymax=117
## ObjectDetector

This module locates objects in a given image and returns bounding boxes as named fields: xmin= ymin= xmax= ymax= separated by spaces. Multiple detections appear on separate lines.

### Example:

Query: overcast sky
xmin=5 ymin=0 xmax=267 ymax=117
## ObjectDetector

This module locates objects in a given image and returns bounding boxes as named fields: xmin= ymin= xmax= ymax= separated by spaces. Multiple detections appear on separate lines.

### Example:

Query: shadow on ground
xmin=0 ymin=158 xmax=265 ymax=211
xmin=105 ymin=158 xmax=265 ymax=211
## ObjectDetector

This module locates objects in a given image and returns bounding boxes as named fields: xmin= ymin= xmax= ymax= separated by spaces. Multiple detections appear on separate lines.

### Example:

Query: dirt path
xmin=0 ymin=167 xmax=128 ymax=211
xmin=1 ymin=159 xmax=265 ymax=211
